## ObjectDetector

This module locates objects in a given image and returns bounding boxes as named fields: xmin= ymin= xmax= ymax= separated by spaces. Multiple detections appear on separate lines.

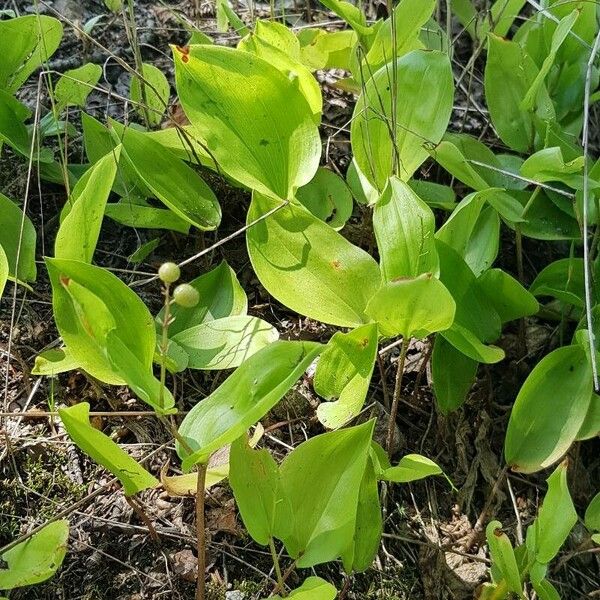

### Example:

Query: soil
xmin=0 ymin=0 xmax=599 ymax=599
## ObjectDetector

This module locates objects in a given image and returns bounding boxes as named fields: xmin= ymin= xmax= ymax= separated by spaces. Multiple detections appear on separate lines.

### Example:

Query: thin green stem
xmin=269 ymin=537 xmax=286 ymax=596
xmin=158 ymin=285 xmax=171 ymax=412
xmin=386 ymin=337 xmax=410 ymax=456
xmin=195 ymin=462 xmax=207 ymax=600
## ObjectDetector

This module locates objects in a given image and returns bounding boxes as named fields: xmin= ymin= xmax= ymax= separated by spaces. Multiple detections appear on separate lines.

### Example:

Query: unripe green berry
xmin=173 ymin=283 xmax=199 ymax=307
xmin=158 ymin=262 xmax=180 ymax=284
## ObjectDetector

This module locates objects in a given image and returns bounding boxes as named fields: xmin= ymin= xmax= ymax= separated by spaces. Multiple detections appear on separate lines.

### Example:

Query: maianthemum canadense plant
xmin=1 ymin=0 xmax=600 ymax=598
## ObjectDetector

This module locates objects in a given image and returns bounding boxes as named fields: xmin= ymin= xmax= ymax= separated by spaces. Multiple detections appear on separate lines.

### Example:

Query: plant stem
xmin=269 ymin=537 xmax=286 ymax=596
xmin=159 ymin=285 xmax=171 ymax=412
xmin=386 ymin=337 xmax=409 ymax=457
xmin=195 ymin=462 xmax=208 ymax=600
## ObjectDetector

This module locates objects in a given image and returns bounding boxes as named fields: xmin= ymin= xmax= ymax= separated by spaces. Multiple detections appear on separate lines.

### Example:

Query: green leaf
xmin=238 ymin=29 xmax=322 ymax=121
xmin=0 ymin=521 xmax=69 ymax=590
xmin=46 ymin=258 xmax=155 ymax=385
xmin=54 ymin=63 xmax=102 ymax=111
xmin=298 ymin=29 xmax=357 ymax=71
xmin=275 ymin=421 xmax=374 ymax=567
xmin=296 ymin=167 xmax=353 ymax=229
xmin=441 ymin=323 xmax=505 ymax=364
xmin=576 ymin=392 xmax=600 ymax=440
xmin=229 ymin=435 xmax=285 ymax=545
xmin=177 ymin=340 xmax=321 ymax=470
xmin=247 ymin=193 xmax=381 ymax=328
xmin=271 ymin=576 xmax=337 ymax=600
xmin=105 ymin=331 xmax=176 ymax=414
xmin=173 ymin=44 xmax=320 ymax=199
xmin=485 ymin=35 xmax=553 ymax=153
xmin=432 ymin=334 xmax=478 ymax=413
xmin=130 ymin=63 xmax=170 ymax=127
xmin=0 ymin=193 xmax=37 ymax=282
xmin=532 ymin=579 xmax=561 ymax=600
xmin=585 ymin=492 xmax=600 ymax=533
xmin=351 ymin=49 xmax=453 ymax=190
xmin=110 ymin=121 xmax=221 ymax=230
xmin=172 ymin=315 xmax=279 ymax=370
xmin=505 ymin=345 xmax=592 ymax=473
xmin=158 ymin=261 xmax=247 ymax=337
xmin=374 ymin=176 xmax=439 ymax=281
xmin=319 ymin=0 xmax=371 ymax=38
xmin=521 ymin=10 xmax=579 ymax=112
xmin=55 ymin=149 xmax=120 ymax=263
xmin=485 ymin=520 xmax=523 ymax=597
xmin=521 ymin=147 xmax=586 ymax=189
xmin=0 ymin=15 xmax=63 ymax=93
xmin=527 ymin=462 xmax=577 ymax=563
xmin=0 ymin=245 xmax=7 ymax=300
xmin=436 ymin=190 xmax=500 ymax=276
xmin=315 ymin=323 xmax=378 ymax=428
xmin=382 ymin=453 xmax=442 ymax=483
xmin=105 ymin=202 xmax=190 ymax=234
xmin=530 ymin=258 xmax=585 ymax=308
xmin=365 ymin=274 xmax=455 ymax=339
xmin=477 ymin=269 xmax=539 ymax=323
xmin=344 ymin=453 xmax=381 ymax=572
xmin=59 ymin=402 xmax=158 ymax=495
xmin=361 ymin=0 xmax=434 ymax=76
xmin=32 ymin=348 xmax=79 ymax=376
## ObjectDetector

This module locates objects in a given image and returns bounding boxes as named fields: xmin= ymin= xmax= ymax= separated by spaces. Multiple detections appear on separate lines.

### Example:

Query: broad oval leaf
xmin=505 ymin=345 xmax=592 ymax=473
xmin=0 ymin=521 xmax=68 ymax=590
xmin=274 ymin=421 xmax=374 ymax=568
xmin=315 ymin=322 xmax=378 ymax=429
xmin=374 ymin=176 xmax=439 ymax=281
xmin=365 ymin=274 xmax=455 ymax=339
xmin=157 ymin=260 xmax=247 ymax=337
xmin=177 ymin=340 xmax=321 ymax=470
xmin=130 ymin=63 xmax=170 ymax=127
xmin=110 ymin=121 xmax=221 ymax=230
xmin=351 ymin=49 xmax=453 ymax=190
xmin=173 ymin=44 xmax=320 ymax=199
xmin=172 ymin=315 xmax=279 ymax=370
xmin=271 ymin=576 xmax=337 ymax=600
xmin=55 ymin=149 xmax=119 ymax=263
xmin=59 ymin=402 xmax=158 ymax=495
xmin=247 ymin=193 xmax=381 ymax=328
xmin=0 ymin=192 xmax=37 ymax=282
xmin=54 ymin=63 xmax=102 ymax=111
xmin=46 ymin=258 xmax=155 ymax=385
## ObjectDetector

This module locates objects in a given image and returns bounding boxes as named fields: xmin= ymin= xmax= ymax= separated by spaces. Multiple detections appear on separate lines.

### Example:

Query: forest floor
xmin=0 ymin=0 xmax=599 ymax=599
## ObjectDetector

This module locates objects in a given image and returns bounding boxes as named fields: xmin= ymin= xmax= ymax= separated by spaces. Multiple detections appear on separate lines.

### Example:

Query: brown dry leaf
xmin=171 ymin=549 xmax=197 ymax=582
xmin=206 ymin=499 xmax=240 ymax=536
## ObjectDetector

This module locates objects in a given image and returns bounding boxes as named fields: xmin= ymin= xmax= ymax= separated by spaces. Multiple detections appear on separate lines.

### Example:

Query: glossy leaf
xmin=315 ymin=323 xmax=378 ymax=428
xmin=46 ymin=258 xmax=155 ymax=385
xmin=0 ymin=521 xmax=68 ymax=590
xmin=351 ymin=49 xmax=453 ymax=190
xmin=32 ymin=348 xmax=79 ymax=376
xmin=55 ymin=149 xmax=119 ymax=263
xmin=54 ymin=63 xmax=102 ymax=111
xmin=105 ymin=202 xmax=190 ymax=234
xmin=177 ymin=340 xmax=321 ymax=470
xmin=585 ymin=492 xmax=600 ymax=534
xmin=530 ymin=258 xmax=584 ymax=307
xmin=59 ymin=402 xmax=158 ymax=495
xmin=172 ymin=315 xmax=279 ymax=370
xmin=173 ymin=44 xmax=320 ymax=199
xmin=441 ymin=323 xmax=505 ymax=364
xmin=247 ymin=193 xmax=381 ymax=327
xmin=0 ymin=193 xmax=37 ymax=282
xmin=111 ymin=121 xmax=221 ymax=230
xmin=485 ymin=520 xmax=523 ymax=596
xmin=275 ymin=421 xmax=374 ymax=567
xmin=158 ymin=261 xmax=247 ymax=337
xmin=130 ymin=63 xmax=170 ymax=127
xmin=374 ymin=176 xmax=439 ymax=281
xmin=432 ymin=335 xmax=478 ymax=413
xmin=505 ymin=345 xmax=592 ymax=473
xmin=365 ymin=274 xmax=455 ymax=339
